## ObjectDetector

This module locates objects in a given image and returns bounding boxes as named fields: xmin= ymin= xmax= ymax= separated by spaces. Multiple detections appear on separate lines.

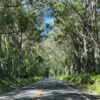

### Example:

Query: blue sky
xmin=44 ymin=17 xmax=54 ymax=24
xmin=40 ymin=17 xmax=54 ymax=36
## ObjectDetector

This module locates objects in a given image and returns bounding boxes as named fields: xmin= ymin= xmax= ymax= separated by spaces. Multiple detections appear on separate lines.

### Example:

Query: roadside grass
xmin=0 ymin=76 xmax=43 ymax=94
xmin=58 ymin=74 xmax=100 ymax=94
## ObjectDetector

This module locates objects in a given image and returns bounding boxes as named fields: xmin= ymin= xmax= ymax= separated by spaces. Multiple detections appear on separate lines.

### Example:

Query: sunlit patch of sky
xmin=41 ymin=17 xmax=54 ymax=36
xmin=40 ymin=6 xmax=54 ymax=36
xmin=44 ymin=17 xmax=54 ymax=24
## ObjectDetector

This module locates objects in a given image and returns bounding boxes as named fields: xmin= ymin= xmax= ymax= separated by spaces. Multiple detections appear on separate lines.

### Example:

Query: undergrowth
xmin=58 ymin=74 xmax=100 ymax=94
xmin=0 ymin=76 xmax=43 ymax=94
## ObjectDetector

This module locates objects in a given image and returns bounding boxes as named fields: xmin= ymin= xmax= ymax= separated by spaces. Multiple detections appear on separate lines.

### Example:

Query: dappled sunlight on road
xmin=0 ymin=79 xmax=100 ymax=100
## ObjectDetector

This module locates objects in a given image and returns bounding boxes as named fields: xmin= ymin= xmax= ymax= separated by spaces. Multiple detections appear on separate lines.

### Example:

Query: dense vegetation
xmin=59 ymin=74 xmax=100 ymax=94
xmin=0 ymin=0 xmax=100 ymax=93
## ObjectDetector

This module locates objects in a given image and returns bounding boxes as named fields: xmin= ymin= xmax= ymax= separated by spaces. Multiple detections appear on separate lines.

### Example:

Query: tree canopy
xmin=0 ymin=0 xmax=100 ymax=79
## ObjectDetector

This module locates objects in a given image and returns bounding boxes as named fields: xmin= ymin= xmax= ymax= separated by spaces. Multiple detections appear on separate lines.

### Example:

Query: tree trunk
xmin=91 ymin=0 xmax=100 ymax=73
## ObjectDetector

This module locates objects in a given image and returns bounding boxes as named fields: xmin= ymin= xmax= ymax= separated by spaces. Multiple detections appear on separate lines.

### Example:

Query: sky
xmin=40 ymin=17 xmax=54 ymax=36
xmin=44 ymin=17 xmax=54 ymax=24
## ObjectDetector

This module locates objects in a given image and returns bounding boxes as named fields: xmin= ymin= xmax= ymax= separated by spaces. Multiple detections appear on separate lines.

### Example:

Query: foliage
xmin=0 ymin=76 xmax=43 ymax=94
xmin=59 ymin=74 xmax=100 ymax=94
xmin=0 ymin=0 xmax=100 ymax=93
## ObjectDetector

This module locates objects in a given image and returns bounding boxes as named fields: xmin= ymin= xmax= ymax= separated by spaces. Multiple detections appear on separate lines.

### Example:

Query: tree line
xmin=0 ymin=0 xmax=100 ymax=79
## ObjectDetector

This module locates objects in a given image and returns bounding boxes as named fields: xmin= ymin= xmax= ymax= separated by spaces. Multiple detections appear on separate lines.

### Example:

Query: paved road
xmin=0 ymin=79 xmax=100 ymax=100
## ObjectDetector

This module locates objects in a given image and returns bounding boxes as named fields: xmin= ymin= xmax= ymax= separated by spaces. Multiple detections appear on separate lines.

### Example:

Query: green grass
xmin=58 ymin=74 xmax=100 ymax=94
xmin=0 ymin=76 xmax=44 ymax=94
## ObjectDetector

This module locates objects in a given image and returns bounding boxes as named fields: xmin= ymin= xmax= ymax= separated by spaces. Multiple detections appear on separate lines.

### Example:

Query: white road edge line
xmin=67 ymin=85 xmax=90 ymax=100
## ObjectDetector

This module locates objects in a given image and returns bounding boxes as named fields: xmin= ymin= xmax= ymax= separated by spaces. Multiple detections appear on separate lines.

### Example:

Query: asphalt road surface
xmin=0 ymin=78 xmax=100 ymax=100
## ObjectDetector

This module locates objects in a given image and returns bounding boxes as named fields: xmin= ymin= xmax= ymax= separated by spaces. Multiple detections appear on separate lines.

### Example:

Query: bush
xmin=0 ymin=76 xmax=44 ymax=94
xmin=59 ymin=74 xmax=100 ymax=94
